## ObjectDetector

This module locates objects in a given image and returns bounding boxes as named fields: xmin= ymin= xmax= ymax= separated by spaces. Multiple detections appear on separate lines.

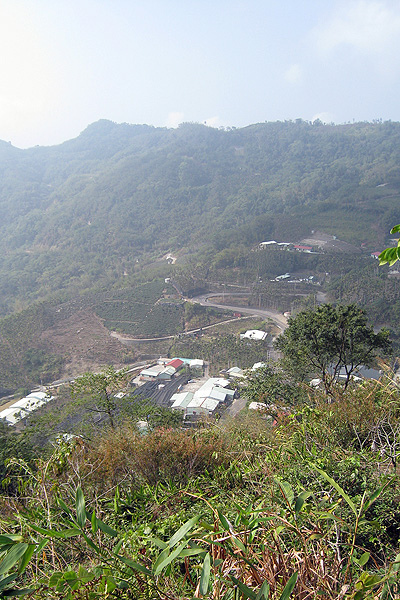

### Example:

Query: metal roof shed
xmin=141 ymin=365 xmax=164 ymax=379
xmin=26 ymin=392 xmax=48 ymax=400
xmin=171 ymin=392 xmax=193 ymax=410
xmin=208 ymin=389 xmax=227 ymax=403
xmin=227 ymin=367 xmax=245 ymax=378
xmin=0 ymin=407 xmax=29 ymax=425
xmin=189 ymin=359 xmax=204 ymax=367
xmin=200 ymin=398 xmax=220 ymax=414
xmin=159 ymin=366 xmax=175 ymax=380
xmin=167 ymin=359 xmax=184 ymax=370
xmin=186 ymin=397 xmax=220 ymax=416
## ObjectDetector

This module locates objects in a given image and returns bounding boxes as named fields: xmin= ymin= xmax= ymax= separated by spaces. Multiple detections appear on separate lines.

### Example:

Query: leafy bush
xmin=84 ymin=426 xmax=229 ymax=488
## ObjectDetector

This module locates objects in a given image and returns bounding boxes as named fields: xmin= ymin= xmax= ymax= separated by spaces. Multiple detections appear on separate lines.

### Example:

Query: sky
xmin=2 ymin=0 xmax=400 ymax=148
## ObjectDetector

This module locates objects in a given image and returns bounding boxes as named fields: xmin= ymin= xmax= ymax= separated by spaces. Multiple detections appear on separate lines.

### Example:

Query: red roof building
xmin=294 ymin=245 xmax=313 ymax=251
xmin=167 ymin=358 xmax=184 ymax=370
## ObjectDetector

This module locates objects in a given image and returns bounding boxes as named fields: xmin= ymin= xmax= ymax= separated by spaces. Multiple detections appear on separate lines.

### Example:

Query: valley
xmin=1 ymin=119 xmax=400 ymax=599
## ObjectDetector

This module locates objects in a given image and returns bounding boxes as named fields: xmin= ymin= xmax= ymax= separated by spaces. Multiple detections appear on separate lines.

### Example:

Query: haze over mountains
xmin=0 ymin=118 xmax=399 ymax=392
xmin=0 ymin=118 xmax=399 ymax=313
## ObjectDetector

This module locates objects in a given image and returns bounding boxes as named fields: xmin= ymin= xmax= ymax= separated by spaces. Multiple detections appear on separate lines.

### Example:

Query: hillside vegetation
xmin=1 ymin=377 xmax=400 ymax=599
xmin=1 ymin=119 xmax=400 ymax=389
xmin=1 ymin=119 xmax=400 ymax=316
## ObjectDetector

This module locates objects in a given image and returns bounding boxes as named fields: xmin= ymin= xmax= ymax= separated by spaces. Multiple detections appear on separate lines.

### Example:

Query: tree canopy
xmin=379 ymin=224 xmax=400 ymax=266
xmin=275 ymin=304 xmax=391 ymax=396
xmin=71 ymin=366 xmax=127 ymax=429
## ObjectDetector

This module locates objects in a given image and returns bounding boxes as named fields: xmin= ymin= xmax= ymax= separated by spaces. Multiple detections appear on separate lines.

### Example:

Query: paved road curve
xmin=190 ymin=293 xmax=288 ymax=332
xmin=110 ymin=293 xmax=288 ymax=345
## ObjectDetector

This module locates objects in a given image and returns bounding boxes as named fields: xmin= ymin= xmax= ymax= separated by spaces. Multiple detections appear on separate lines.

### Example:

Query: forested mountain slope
xmin=1 ymin=119 xmax=400 ymax=316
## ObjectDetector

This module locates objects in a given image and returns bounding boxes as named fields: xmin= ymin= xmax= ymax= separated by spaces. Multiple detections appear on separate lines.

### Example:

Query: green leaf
xmin=1 ymin=587 xmax=35 ymax=596
xmin=279 ymin=572 xmax=298 ymax=600
xmin=56 ymin=497 xmax=72 ymax=517
xmin=96 ymin=518 xmax=118 ymax=538
xmin=118 ymin=580 xmax=130 ymax=589
xmin=0 ymin=545 xmax=29 ymax=576
xmin=91 ymin=511 xmax=98 ymax=534
xmin=294 ymin=491 xmax=312 ymax=515
xmin=112 ymin=539 xmax=124 ymax=555
xmin=231 ymin=536 xmax=246 ymax=553
xmin=0 ymin=537 xmax=22 ymax=547
xmin=80 ymin=531 xmax=101 ymax=555
xmin=152 ymin=547 xmax=169 ymax=573
xmin=75 ymin=487 xmax=86 ymax=528
xmin=180 ymin=547 xmax=206 ymax=558
xmin=168 ymin=515 xmax=199 ymax=549
xmin=230 ymin=575 xmax=257 ymax=600
xmin=106 ymin=576 xmax=116 ymax=593
xmin=62 ymin=529 xmax=82 ymax=538
xmin=18 ymin=545 xmax=35 ymax=574
xmin=198 ymin=520 xmax=214 ymax=532
xmin=48 ymin=572 xmax=63 ymax=586
xmin=63 ymin=570 xmax=80 ymax=591
xmin=199 ymin=552 xmax=211 ymax=595
xmin=78 ymin=565 xmax=94 ymax=583
xmin=117 ymin=555 xmax=152 ymax=576
xmin=275 ymin=479 xmax=294 ymax=508
xmin=35 ymin=539 xmax=48 ymax=555
xmin=256 ymin=580 xmax=270 ymax=600
xmin=30 ymin=525 xmax=66 ymax=539
xmin=217 ymin=510 xmax=232 ymax=532
xmin=364 ymin=478 xmax=395 ymax=514
xmin=148 ymin=537 xmax=168 ymax=550
xmin=357 ymin=552 xmax=370 ymax=567
xmin=154 ymin=541 xmax=187 ymax=576
xmin=0 ymin=574 xmax=18 ymax=591
xmin=314 ymin=467 xmax=357 ymax=516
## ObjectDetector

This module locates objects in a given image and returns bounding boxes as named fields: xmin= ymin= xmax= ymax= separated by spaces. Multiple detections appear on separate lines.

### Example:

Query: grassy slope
xmin=1 ymin=377 xmax=400 ymax=598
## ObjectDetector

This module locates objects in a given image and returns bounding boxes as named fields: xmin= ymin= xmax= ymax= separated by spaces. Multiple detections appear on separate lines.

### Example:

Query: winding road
xmin=110 ymin=293 xmax=288 ymax=344
xmin=191 ymin=293 xmax=288 ymax=331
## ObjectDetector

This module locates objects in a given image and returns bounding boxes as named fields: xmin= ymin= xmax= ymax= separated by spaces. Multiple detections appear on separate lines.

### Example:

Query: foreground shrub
xmin=85 ymin=425 xmax=229 ymax=489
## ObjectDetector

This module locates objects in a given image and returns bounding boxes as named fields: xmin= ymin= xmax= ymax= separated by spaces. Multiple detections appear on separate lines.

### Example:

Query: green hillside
xmin=1 ymin=119 xmax=400 ymax=389
xmin=0 ymin=119 xmax=400 ymax=315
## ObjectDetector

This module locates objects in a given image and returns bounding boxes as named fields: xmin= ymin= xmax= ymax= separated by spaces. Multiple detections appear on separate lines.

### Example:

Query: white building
xmin=227 ymin=366 xmax=245 ymax=378
xmin=252 ymin=362 xmax=267 ymax=371
xmin=0 ymin=407 xmax=29 ymax=425
xmin=0 ymin=391 xmax=53 ymax=425
xmin=171 ymin=392 xmax=194 ymax=411
xmin=240 ymin=330 xmax=268 ymax=341
xmin=248 ymin=402 xmax=268 ymax=411
xmin=186 ymin=396 xmax=220 ymax=417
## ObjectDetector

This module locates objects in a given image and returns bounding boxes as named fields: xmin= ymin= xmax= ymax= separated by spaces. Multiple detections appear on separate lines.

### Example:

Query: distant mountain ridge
xmin=0 ymin=118 xmax=399 ymax=318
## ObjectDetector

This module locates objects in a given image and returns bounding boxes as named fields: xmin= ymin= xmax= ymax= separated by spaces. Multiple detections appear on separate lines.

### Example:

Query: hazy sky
xmin=2 ymin=0 xmax=400 ymax=148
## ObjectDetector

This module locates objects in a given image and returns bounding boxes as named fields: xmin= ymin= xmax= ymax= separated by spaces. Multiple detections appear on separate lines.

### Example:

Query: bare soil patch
xmin=300 ymin=231 xmax=361 ymax=253
xmin=40 ymin=309 xmax=131 ymax=378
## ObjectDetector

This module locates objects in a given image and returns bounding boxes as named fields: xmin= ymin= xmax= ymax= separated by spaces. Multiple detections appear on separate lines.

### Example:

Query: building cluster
xmin=259 ymin=241 xmax=314 ymax=253
xmin=0 ymin=391 xmax=53 ymax=425
xmin=133 ymin=357 xmax=204 ymax=384
xmin=170 ymin=377 xmax=235 ymax=418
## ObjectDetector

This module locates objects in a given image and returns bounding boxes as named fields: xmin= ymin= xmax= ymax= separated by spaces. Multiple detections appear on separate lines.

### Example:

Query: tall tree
xmin=275 ymin=304 xmax=391 ymax=396
xmin=71 ymin=366 xmax=127 ymax=429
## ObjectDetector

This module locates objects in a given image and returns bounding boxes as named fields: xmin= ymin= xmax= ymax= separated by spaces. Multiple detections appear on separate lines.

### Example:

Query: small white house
xmin=248 ymin=402 xmax=267 ymax=411
xmin=227 ymin=366 xmax=245 ymax=378
xmin=240 ymin=330 xmax=268 ymax=341
xmin=252 ymin=362 xmax=267 ymax=371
